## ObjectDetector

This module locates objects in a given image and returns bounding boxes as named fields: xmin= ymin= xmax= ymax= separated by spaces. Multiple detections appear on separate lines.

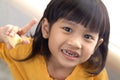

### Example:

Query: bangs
xmin=63 ymin=0 xmax=108 ymax=35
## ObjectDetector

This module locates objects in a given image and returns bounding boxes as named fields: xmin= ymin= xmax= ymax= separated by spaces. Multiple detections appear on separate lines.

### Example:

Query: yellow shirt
xmin=0 ymin=40 xmax=109 ymax=80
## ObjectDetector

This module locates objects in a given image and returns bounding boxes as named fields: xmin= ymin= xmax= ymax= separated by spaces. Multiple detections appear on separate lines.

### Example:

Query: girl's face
xmin=42 ymin=18 xmax=103 ymax=68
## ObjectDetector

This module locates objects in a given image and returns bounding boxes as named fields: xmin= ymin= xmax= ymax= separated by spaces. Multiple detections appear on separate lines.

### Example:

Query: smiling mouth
xmin=61 ymin=49 xmax=80 ymax=59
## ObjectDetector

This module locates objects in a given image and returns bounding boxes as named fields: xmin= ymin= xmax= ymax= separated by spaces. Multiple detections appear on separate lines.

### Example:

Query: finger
xmin=20 ymin=36 xmax=30 ymax=44
xmin=18 ymin=18 xmax=37 ymax=35
xmin=4 ymin=38 xmax=13 ymax=49
xmin=6 ymin=43 xmax=13 ymax=49
xmin=9 ymin=27 xmax=19 ymax=37
xmin=5 ymin=25 xmax=14 ymax=35
xmin=22 ymin=38 xmax=30 ymax=44
xmin=5 ymin=25 xmax=19 ymax=37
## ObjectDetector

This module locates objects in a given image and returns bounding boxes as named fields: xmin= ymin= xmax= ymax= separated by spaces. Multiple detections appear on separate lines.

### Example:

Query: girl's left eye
xmin=84 ymin=34 xmax=93 ymax=40
xmin=63 ymin=27 xmax=72 ymax=32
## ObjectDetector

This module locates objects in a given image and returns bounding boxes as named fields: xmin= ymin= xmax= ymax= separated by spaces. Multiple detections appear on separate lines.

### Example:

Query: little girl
xmin=0 ymin=0 xmax=110 ymax=80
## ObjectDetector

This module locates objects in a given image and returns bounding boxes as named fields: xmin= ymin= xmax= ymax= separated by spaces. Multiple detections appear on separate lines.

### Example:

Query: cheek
xmin=81 ymin=45 xmax=96 ymax=61
xmin=48 ymin=33 xmax=63 ymax=54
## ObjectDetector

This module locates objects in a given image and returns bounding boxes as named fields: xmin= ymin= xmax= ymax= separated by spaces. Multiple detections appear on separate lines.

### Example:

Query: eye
xmin=84 ymin=34 xmax=93 ymax=40
xmin=63 ymin=27 xmax=72 ymax=32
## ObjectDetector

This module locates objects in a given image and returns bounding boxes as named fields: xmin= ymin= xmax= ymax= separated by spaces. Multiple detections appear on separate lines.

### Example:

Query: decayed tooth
xmin=63 ymin=49 xmax=78 ymax=57
xmin=67 ymin=50 xmax=74 ymax=56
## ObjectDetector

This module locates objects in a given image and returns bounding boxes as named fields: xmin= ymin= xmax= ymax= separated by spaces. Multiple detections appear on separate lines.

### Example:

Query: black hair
xmin=25 ymin=0 xmax=110 ymax=76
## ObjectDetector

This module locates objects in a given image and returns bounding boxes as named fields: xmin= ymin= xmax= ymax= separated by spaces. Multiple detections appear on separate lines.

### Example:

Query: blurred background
xmin=0 ymin=0 xmax=120 ymax=80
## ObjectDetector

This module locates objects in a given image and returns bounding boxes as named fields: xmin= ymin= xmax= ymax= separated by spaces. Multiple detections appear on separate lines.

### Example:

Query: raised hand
xmin=0 ymin=18 xmax=37 ymax=49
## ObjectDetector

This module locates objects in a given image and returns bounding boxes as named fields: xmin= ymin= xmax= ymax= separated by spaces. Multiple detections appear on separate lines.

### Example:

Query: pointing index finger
xmin=18 ymin=18 xmax=38 ymax=35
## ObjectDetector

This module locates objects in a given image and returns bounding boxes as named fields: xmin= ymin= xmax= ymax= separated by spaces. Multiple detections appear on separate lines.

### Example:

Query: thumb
xmin=18 ymin=18 xmax=38 ymax=35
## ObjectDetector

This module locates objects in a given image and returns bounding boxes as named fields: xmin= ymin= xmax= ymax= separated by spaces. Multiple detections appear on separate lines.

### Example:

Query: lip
xmin=61 ymin=49 xmax=80 ymax=60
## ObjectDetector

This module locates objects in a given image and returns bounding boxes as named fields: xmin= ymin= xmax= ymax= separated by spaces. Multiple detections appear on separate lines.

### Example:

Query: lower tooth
xmin=63 ymin=50 xmax=75 ymax=57
xmin=68 ymin=52 xmax=74 ymax=57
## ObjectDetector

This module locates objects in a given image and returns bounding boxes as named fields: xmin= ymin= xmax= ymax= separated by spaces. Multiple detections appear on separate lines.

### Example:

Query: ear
xmin=41 ymin=18 xmax=50 ymax=39
xmin=96 ymin=38 xmax=104 ymax=49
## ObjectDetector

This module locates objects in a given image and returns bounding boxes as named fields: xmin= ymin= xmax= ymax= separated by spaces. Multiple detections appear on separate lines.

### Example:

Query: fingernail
xmin=9 ymin=32 xmax=15 ymax=37
xmin=24 ymin=39 xmax=30 ymax=44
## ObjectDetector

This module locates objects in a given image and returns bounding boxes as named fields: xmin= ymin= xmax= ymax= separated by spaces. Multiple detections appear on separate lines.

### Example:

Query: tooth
xmin=62 ymin=49 xmax=78 ymax=57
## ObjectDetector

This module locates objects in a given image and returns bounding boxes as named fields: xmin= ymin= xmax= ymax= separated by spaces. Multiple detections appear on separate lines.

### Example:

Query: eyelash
xmin=84 ymin=34 xmax=93 ymax=40
xmin=63 ymin=27 xmax=72 ymax=32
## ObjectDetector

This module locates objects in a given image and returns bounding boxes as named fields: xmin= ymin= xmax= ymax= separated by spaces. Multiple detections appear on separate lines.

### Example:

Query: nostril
xmin=66 ymin=40 xmax=82 ymax=50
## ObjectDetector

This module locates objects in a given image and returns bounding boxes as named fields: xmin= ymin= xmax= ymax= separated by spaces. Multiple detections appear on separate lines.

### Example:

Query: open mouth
xmin=61 ymin=49 xmax=80 ymax=59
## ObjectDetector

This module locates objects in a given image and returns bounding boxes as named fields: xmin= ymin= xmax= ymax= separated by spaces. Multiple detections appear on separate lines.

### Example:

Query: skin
xmin=0 ymin=18 xmax=37 ymax=49
xmin=42 ymin=18 xmax=103 ymax=79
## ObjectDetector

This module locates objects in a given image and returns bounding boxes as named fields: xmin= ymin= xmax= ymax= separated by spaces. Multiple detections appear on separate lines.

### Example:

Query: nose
xmin=66 ymin=36 xmax=82 ymax=49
